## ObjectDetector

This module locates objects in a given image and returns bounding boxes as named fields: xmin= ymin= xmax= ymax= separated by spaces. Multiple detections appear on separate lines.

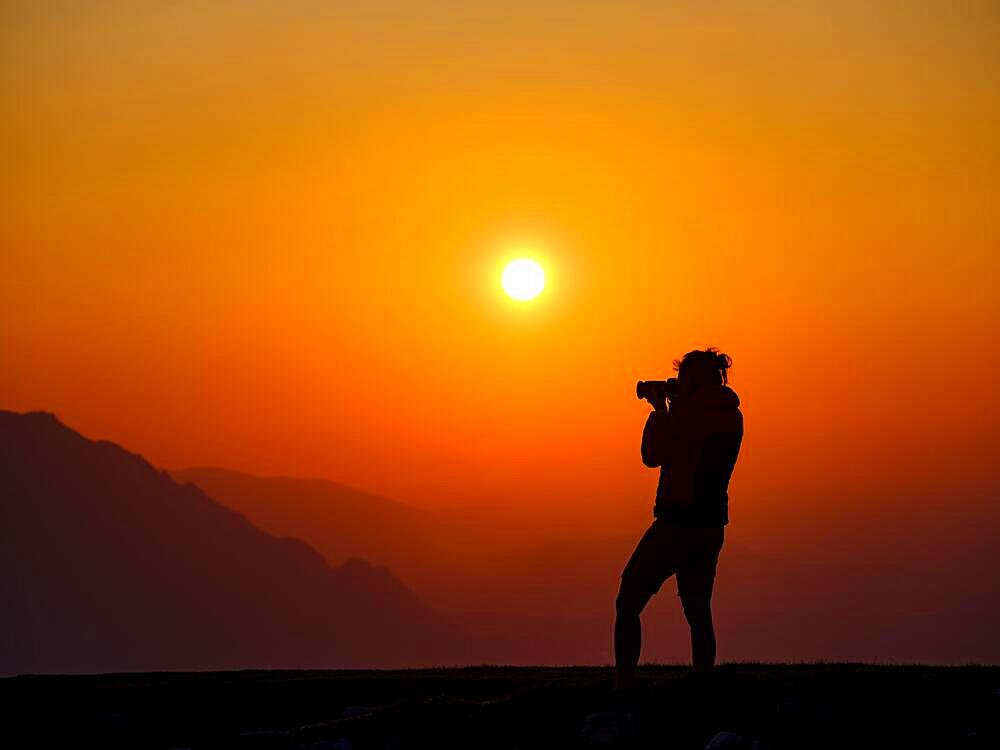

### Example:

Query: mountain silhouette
xmin=168 ymin=466 xmax=548 ymax=621
xmin=0 ymin=411 xmax=471 ymax=675
xmin=170 ymin=467 xmax=436 ymax=573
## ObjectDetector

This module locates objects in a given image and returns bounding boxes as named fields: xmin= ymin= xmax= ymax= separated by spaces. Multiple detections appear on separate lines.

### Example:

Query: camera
xmin=636 ymin=377 xmax=680 ymax=403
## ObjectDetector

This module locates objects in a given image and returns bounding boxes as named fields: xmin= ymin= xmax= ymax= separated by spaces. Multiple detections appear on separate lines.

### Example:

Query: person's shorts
xmin=620 ymin=520 xmax=725 ymax=606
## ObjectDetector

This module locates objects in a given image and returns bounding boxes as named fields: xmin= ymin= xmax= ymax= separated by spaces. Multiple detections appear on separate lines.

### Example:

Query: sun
xmin=501 ymin=258 xmax=545 ymax=301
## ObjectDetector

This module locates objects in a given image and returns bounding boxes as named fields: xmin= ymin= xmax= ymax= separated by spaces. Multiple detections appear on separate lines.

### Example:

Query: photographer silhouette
xmin=616 ymin=348 xmax=743 ymax=688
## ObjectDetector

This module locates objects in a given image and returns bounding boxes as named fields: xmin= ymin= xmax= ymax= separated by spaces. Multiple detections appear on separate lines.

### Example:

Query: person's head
xmin=673 ymin=347 xmax=732 ymax=398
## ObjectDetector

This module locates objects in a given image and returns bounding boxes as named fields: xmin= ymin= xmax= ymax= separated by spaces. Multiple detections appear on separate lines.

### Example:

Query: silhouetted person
xmin=616 ymin=348 xmax=743 ymax=688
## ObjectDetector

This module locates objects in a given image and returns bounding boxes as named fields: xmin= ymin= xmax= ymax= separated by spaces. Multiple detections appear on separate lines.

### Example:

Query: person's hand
xmin=647 ymin=395 xmax=668 ymax=412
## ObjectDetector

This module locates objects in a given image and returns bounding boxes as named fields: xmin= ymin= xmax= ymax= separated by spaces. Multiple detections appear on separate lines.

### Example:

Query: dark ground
xmin=3 ymin=664 xmax=999 ymax=749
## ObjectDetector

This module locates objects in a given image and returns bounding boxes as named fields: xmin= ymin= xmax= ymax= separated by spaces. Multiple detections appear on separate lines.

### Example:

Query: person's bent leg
xmin=615 ymin=521 xmax=673 ymax=690
xmin=614 ymin=580 xmax=652 ymax=690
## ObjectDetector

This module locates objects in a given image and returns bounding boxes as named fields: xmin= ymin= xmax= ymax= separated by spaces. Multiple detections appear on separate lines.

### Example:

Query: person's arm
xmin=641 ymin=409 xmax=672 ymax=467
xmin=641 ymin=400 xmax=692 ymax=468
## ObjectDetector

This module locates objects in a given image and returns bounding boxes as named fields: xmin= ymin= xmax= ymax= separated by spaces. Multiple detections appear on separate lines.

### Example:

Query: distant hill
xmin=168 ymin=467 xmax=634 ymax=663
xmin=169 ymin=467 xmax=436 ymax=572
xmin=167 ymin=466 xmax=545 ymax=619
xmin=0 ymin=411 xmax=472 ymax=675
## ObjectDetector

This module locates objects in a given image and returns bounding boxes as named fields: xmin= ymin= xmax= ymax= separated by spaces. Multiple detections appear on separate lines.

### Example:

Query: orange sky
xmin=2 ymin=1 xmax=998 ymax=538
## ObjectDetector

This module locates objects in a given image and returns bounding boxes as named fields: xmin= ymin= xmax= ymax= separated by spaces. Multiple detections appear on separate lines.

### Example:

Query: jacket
xmin=640 ymin=383 xmax=743 ymax=525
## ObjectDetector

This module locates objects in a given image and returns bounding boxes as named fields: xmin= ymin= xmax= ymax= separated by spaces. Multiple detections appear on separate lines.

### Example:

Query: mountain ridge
xmin=0 ymin=409 xmax=472 ymax=675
